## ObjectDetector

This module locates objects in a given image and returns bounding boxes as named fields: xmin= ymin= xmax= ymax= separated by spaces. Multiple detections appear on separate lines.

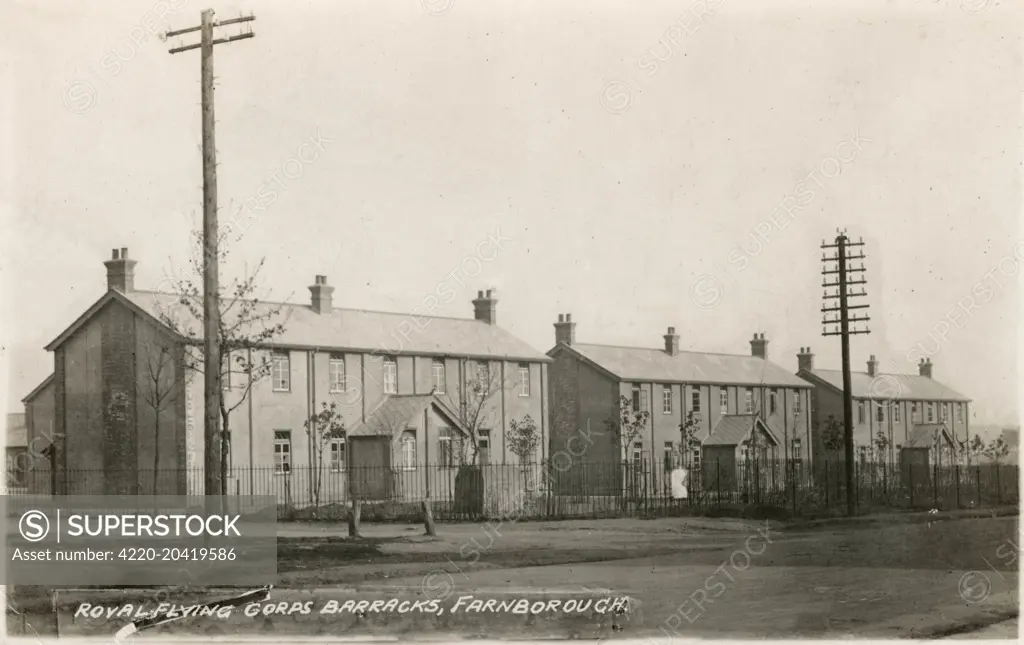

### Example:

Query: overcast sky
xmin=2 ymin=0 xmax=1020 ymax=428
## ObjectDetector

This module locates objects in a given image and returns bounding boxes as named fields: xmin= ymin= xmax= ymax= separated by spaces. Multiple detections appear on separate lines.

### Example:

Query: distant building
xmin=5 ymin=413 xmax=28 ymax=489
xmin=797 ymin=349 xmax=971 ymax=466
xmin=547 ymin=316 xmax=813 ymax=496
xmin=26 ymin=247 xmax=550 ymax=504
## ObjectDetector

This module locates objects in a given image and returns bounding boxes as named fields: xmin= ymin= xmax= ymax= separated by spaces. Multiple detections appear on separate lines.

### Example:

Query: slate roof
xmin=554 ymin=343 xmax=812 ymax=388
xmin=348 ymin=394 xmax=468 ymax=437
xmin=801 ymin=369 xmax=969 ymax=402
xmin=904 ymin=424 xmax=955 ymax=449
xmin=45 ymin=289 xmax=548 ymax=363
xmin=703 ymin=415 xmax=781 ymax=446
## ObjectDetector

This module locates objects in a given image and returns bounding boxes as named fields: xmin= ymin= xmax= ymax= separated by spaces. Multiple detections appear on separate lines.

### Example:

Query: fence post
xmin=955 ymin=465 xmax=961 ymax=509
xmin=422 ymin=500 xmax=436 ymax=537
xmin=824 ymin=460 xmax=829 ymax=508
xmin=995 ymin=466 xmax=1002 ymax=505
xmin=348 ymin=497 xmax=362 ymax=538
xmin=975 ymin=465 xmax=981 ymax=507
xmin=716 ymin=459 xmax=721 ymax=508
xmin=909 ymin=463 xmax=914 ymax=507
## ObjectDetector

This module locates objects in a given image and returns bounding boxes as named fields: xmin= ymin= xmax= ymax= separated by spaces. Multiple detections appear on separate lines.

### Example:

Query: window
xmin=857 ymin=401 xmax=864 ymax=424
xmin=719 ymin=387 xmax=728 ymax=415
xmin=222 ymin=351 xmax=231 ymax=391
xmin=329 ymin=355 xmax=346 ymax=393
xmin=744 ymin=388 xmax=754 ymax=414
xmin=792 ymin=437 xmax=802 ymax=455
xmin=926 ymin=404 xmax=934 ymax=423
xmin=438 ymin=427 xmax=455 ymax=468
xmin=662 ymin=386 xmax=672 ymax=414
xmin=769 ymin=389 xmax=778 ymax=415
xmin=793 ymin=390 xmax=802 ymax=415
xmin=329 ymin=435 xmax=346 ymax=471
xmin=692 ymin=448 xmax=701 ymax=470
xmin=893 ymin=403 xmax=900 ymax=423
xmin=475 ymin=361 xmax=491 ymax=384
xmin=632 ymin=441 xmax=644 ymax=464
xmin=383 ymin=357 xmax=397 ymax=394
xmin=940 ymin=404 xmax=948 ymax=421
xmin=691 ymin=389 xmax=701 ymax=414
xmin=639 ymin=388 xmax=649 ymax=413
xmin=631 ymin=385 xmax=641 ymax=413
xmin=401 ymin=430 xmax=416 ymax=470
xmin=957 ymin=403 xmax=963 ymax=421
xmin=858 ymin=446 xmax=868 ymax=463
xmin=792 ymin=438 xmax=803 ymax=469
xmin=274 ymin=431 xmax=291 ymax=474
xmin=431 ymin=360 xmax=446 ymax=394
xmin=272 ymin=351 xmax=290 ymax=392
xmin=876 ymin=404 xmax=884 ymax=423
xmin=663 ymin=441 xmax=674 ymax=470
xmin=518 ymin=364 xmax=530 ymax=397
xmin=912 ymin=402 xmax=919 ymax=421
xmin=478 ymin=429 xmax=491 ymax=465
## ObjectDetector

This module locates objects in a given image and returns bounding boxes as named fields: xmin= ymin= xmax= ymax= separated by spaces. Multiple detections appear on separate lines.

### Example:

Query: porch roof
xmin=348 ymin=394 xmax=468 ymax=437
xmin=703 ymin=415 xmax=780 ymax=447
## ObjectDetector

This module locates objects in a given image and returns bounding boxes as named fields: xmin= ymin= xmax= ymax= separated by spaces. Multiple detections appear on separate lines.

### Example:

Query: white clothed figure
xmin=670 ymin=468 xmax=688 ymax=499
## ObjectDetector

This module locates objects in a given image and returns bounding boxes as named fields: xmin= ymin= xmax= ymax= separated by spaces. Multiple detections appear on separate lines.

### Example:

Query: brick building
xmin=25 ymin=248 xmax=550 ymax=504
xmin=547 ymin=315 xmax=813 ymax=496
xmin=796 ymin=348 xmax=971 ymax=466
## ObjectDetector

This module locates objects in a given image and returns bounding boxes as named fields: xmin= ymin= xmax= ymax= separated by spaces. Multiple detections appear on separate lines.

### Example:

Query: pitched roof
xmin=21 ymin=374 xmax=55 ymax=404
xmin=45 ymin=289 xmax=548 ymax=363
xmin=800 ymin=369 xmax=969 ymax=402
xmin=348 ymin=394 xmax=468 ymax=437
xmin=551 ymin=343 xmax=812 ymax=388
xmin=703 ymin=415 xmax=780 ymax=446
xmin=904 ymin=424 xmax=956 ymax=449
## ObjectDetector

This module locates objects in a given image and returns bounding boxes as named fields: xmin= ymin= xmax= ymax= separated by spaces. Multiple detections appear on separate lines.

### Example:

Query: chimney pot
xmin=558 ymin=314 xmax=564 ymax=323
xmin=486 ymin=289 xmax=492 ymax=297
xmin=668 ymin=326 xmax=675 ymax=334
xmin=477 ymin=290 xmax=484 ymax=298
xmin=104 ymin=246 xmax=137 ymax=292
xmin=566 ymin=313 xmax=571 ymax=322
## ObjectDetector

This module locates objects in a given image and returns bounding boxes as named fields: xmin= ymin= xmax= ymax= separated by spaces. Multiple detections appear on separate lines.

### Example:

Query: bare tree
xmin=159 ymin=229 xmax=289 ymax=492
xmin=967 ymin=433 xmax=986 ymax=468
xmin=508 ymin=414 xmax=539 ymax=467
xmin=304 ymin=401 xmax=347 ymax=508
xmin=677 ymin=410 xmax=701 ymax=469
xmin=983 ymin=436 xmax=1011 ymax=464
xmin=439 ymin=361 xmax=506 ymax=465
xmin=135 ymin=332 xmax=190 ymax=496
xmin=605 ymin=394 xmax=649 ymax=461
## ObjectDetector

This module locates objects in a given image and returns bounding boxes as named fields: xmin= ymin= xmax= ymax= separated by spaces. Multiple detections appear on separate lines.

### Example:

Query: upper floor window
xmin=632 ymin=441 xmax=644 ymax=464
xmin=893 ymin=403 xmax=901 ymax=423
xmin=769 ymin=389 xmax=778 ymax=415
xmin=631 ymin=385 xmax=641 ymax=413
xmin=329 ymin=355 xmax=346 ymax=393
xmin=662 ymin=386 xmax=672 ymax=414
xmin=744 ymin=388 xmax=754 ymax=414
xmin=383 ymin=356 xmax=397 ymax=394
xmin=432 ymin=360 xmax=446 ymax=394
xmin=857 ymin=401 xmax=865 ymax=424
xmin=719 ymin=387 xmax=728 ymax=415
xmin=957 ymin=403 xmax=964 ymax=422
xmin=793 ymin=390 xmax=802 ymax=415
xmin=691 ymin=389 xmax=701 ymax=414
xmin=876 ymin=404 xmax=885 ymax=423
xmin=639 ymin=388 xmax=649 ymax=414
xmin=272 ymin=351 xmax=290 ymax=392
xmin=926 ymin=403 xmax=935 ymax=423
xmin=518 ymin=364 xmax=531 ymax=397
xmin=940 ymin=404 xmax=948 ymax=421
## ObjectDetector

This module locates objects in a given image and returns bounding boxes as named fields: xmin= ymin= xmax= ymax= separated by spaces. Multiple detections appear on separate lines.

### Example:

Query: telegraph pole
xmin=165 ymin=10 xmax=255 ymax=497
xmin=821 ymin=230 xmax=870 ymax=516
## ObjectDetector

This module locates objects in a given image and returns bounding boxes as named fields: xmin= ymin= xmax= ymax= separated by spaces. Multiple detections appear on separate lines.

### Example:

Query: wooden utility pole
xmin=821 ymin=230 xmax=870 ymax=516
xmin=166 ymin=10 xmax=255 ymax=497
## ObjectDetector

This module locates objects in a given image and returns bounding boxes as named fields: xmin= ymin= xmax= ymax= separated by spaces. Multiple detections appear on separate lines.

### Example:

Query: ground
xmin=7 ymin=509 xmax=1019 ymax=639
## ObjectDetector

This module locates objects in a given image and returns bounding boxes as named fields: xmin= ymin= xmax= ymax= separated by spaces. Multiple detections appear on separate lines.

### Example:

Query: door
xmin=350 ymin=437 xmax=392 ymax=500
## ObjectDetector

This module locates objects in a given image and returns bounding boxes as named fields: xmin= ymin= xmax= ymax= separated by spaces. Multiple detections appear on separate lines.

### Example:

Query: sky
xmin=1 ymin=0 xmax=1020 ymax=430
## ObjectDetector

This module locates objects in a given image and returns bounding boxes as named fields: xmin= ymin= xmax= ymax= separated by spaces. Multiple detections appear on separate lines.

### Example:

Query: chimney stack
xmin=664 ymin=326 xmax=680 ymax=356
xmin=867 ymin=354 xmax=878 ymax=377
xmin=103 ymin=247 xmax=137 ymax=293
xmin=473 ymin=288 xmax=498 ymax=325
xmin=918 ymin=358 xmax=933 ymax=379
xmin=309 ymin=275 xmax=334 ymax=314
xmin=797 ymin=346 xmax=814 ymax=372
xmin=750 ymin=332 xmax=768 ymax=359
xmin=554 ymin=313 xmax=576 ymax=346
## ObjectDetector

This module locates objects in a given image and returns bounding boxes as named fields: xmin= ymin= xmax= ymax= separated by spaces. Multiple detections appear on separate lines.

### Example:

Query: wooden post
xmin=348 ymin=497 xmax=361 ymax=538
xmin=422 ymin=500 xmax=436 ymax=537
